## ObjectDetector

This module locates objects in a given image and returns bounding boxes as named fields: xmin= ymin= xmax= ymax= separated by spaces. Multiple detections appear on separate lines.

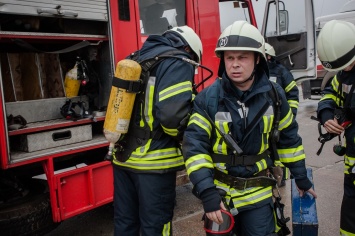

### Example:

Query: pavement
xmin=46 ymin=93 xmax=344 ymax=236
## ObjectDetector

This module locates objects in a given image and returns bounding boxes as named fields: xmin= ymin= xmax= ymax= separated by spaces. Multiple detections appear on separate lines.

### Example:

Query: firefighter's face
xmin=224 ymin=50 xmax=258 ymax=89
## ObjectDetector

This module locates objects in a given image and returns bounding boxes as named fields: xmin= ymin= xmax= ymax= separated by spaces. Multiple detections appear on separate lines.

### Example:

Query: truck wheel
xmin=0 ymin=179 xmax=59 ymax=236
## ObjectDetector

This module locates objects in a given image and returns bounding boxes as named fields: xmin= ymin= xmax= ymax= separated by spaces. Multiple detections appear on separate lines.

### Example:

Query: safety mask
xmin=203 ymin=209 xmax=234 ymax=235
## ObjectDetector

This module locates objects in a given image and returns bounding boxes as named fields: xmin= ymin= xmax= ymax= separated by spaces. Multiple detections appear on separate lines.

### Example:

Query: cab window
xmin=139 ymin=0 xmax=186 ymax=35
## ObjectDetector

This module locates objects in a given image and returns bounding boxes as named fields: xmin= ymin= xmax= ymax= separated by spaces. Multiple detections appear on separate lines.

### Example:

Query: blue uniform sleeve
xmin=155 ymin=58 xmax=195 ymax=139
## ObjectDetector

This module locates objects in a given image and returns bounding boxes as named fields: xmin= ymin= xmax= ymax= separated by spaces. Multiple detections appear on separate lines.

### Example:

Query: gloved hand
xmin=200 ymin=188 xmax=221 ymax=213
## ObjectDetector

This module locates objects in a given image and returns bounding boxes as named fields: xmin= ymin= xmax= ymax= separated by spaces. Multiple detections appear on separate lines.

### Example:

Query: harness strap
xmin=211 ymin=151 xmax=269 ymax=166
xmin=214 ymin=169 xmax=276 ymax=190
xmin=112 ymin=76 xmax=143 ymax=93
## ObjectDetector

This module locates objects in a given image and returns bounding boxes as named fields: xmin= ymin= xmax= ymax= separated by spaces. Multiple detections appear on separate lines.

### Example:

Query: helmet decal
xmin=217 ymin=35 xmax=261 ymax=49
xmin=219 ymin=37 xmax=228 ymax=47
xmin=322 ymin=61 xmax=332 ymax=69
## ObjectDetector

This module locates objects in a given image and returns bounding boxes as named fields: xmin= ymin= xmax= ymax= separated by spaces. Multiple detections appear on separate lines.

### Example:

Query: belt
xmin=211 ymin=151 xmax=269 ymax=166
xmin=214 ymin=169 xmax=276 ymax=190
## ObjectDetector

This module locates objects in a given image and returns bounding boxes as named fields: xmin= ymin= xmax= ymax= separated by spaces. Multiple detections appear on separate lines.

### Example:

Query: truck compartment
xmin=0 ymin=8 xmax=112 ymax=164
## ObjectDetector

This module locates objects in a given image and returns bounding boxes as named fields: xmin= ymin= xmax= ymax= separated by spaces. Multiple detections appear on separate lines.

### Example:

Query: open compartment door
xmin=261 ymin=0 xmax=316 ymax=83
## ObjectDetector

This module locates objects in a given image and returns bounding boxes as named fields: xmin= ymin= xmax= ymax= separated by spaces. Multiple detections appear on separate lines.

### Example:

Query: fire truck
xmin=0 ymin=0 xmax=315 ymax=235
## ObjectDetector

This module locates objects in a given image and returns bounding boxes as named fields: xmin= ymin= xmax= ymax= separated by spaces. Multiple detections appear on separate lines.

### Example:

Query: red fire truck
xmin=0 ymin=0 xmax=315 ymax=235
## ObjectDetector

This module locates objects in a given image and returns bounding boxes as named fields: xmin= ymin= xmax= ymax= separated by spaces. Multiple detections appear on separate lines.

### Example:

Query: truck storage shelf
xmin=8 ymin=116 xmax=105 ymax=136
xmin=10 ymin=135 xmax=109 ymax=163
xmin=0 ymin=31 xmax=108 ymax=41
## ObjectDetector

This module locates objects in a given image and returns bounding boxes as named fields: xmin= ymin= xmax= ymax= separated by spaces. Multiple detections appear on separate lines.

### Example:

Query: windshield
xmin=138 ymin=0 xmax=186 ymax=35
xmin=219 ymin=1 xmax=251 ymax=31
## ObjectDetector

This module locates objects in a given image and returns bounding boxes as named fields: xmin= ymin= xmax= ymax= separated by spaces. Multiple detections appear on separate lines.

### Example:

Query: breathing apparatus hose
xmin=155 ymin=55 xmax=214 ymax=93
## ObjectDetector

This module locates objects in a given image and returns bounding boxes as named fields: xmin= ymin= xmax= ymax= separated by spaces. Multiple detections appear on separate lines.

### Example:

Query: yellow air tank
xmin=64 ymin=63 xmax=81 ymax=97
xmin=103 ymin=59 xmax=141 ymax=161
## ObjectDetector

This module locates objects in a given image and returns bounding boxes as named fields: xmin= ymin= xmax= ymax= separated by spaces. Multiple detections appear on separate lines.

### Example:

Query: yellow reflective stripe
xmin=131 ymin=147 xmax=181 ymax=159
xmin=274 ymin=160 xmax=284 ymax=167
xmin=344 ymin=155 xmax=355 ymax=174
xmin=213 ymin=121 xmax=229 ymax=154
xmin=285 ymin=81 xmax=296 ymax=93
xmin=114 ymin=156 xmax=184 ymax=170
xmin=279 ymin=109 xmax=293 ymax=130
xmin=331 ymin=75 xmax=339 ymax=90
xmin=213 ymin=137 xmax=228 ymax=154
xmin=277 ymin=145 xmax=306 ymax=163
xmin=185 ymin=154 xmax=214 ymax=175
xmin=320 ymin=75 xmax=342 ymax=106
xmin=320 ymin=93 xmax=337 ymax=102
xmin=162 ymin=221 xmax=171 ymax=236
xmin=136 ymin=139 xmax=152 ymax=155
xmin=232 ymin=187 xmax=272 ymax=208
xmin=159 ymin=81 xmax=192 ymax=102
xmin=340 ymin=228 xmax=355 ymax=236
xmin=142 ymin=84 xmax=155 ymax=130
xmin=188 ymin=113 xmax=212 ymax=137
xmin=288 ymin=99 xmax=299 ymax=108
xmin=161 ymin=125 xmax=178 ymax=136
xmin=255 ymin=159 xmax=267 ymax=172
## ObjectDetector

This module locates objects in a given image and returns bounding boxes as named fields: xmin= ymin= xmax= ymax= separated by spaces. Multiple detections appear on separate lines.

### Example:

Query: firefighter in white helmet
xmin=316 ymin=20 xmax=355 ymax=236
xmin=182 ymin=20 xmax=317 ymax=236
xmin=111 ymin=25 xmax=202 ymax=236
xmin=265 ymin=42 xmax=300 ymax=187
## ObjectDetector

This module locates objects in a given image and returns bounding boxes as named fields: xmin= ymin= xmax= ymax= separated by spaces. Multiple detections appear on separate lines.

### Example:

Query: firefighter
xmin=265 ymin=42 xmax=300 ymax=187
xmin=111 ymin=25 xmax=202 ymax=236
xmin=182 ymin=21 xmax=317 ymax=236
xmin=265 ymin=42 xmax=299 ymax=117
xmin=316 ymin=20 xmax=355 ymax=236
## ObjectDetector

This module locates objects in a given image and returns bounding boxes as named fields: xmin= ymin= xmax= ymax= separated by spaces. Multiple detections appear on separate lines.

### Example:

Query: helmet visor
xmin=204 ymin=210 xmax=235 ymax=234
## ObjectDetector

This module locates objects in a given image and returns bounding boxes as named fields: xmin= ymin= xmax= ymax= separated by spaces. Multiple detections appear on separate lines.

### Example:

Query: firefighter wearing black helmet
xmin=182 ymin=21 xmax=317 ymax=236
xmin=316 ymin=20 xmax=355 ymax=236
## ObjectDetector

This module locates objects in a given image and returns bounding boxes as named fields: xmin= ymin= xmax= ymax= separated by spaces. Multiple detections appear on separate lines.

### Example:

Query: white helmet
xmin=265 ymin=43 xmax=276 ymax=57
xmin=317 ymin=20 xmax=355 ymax=71
xmin=164 ymin=26 xmax=203 ymax=63
xmin=215 ymin=21 xmax=265 ymax=59
xmin=215 ymin=21 xmax=267 ymax=77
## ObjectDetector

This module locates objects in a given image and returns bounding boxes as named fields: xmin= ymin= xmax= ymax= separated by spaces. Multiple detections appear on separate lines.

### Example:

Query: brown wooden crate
xmin=1 ymin=53 xmax=15 ymax=102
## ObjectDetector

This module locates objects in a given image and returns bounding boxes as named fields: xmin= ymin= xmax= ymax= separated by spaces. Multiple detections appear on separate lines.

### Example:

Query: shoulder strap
xmin=268 ymin=81 xmax=282 ymax=161
xmin=205 ymin=79 xmax=221 ymax=120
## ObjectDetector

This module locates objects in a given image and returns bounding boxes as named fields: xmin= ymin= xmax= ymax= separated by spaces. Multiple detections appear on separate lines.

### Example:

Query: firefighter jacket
xmin=182 ymin=69 xmax=312 ymax=213
xmin=317 ymin=67 xmax=355 ymax=176
xmin=268 ymin=60 xmax=299 ymax=117
xmin=112 ymin=34 xmax=196 ymax=173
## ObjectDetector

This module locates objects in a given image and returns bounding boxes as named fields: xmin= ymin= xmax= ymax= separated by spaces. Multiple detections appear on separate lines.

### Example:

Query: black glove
xmin=295 ymin=177 xmax=312 ymax=191
xmin=200 ymin=188 xmax=221 ymax=213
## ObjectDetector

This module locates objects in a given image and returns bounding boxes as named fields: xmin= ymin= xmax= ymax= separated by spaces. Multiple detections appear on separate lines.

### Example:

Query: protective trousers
xmin=113 ymin=166 xmax=176 ymax=236
xmin=234 ymin=200 xmax=275 ymax=236
xmin=340 ymin=175 xmax=355 ymax=235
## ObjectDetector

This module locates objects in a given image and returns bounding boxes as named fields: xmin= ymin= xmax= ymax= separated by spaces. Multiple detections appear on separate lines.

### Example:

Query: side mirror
xmin=279 ymin=10 xmax=288 ymax=33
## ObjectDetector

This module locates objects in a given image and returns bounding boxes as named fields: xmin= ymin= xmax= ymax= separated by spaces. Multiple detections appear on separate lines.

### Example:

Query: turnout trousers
xmin=340 ymin=174 xmax=355 ymax=235
xmin=234 ymin=200 xmax=276 ymax=236
xmin=113 ymin=165 xmax=176 ymax=236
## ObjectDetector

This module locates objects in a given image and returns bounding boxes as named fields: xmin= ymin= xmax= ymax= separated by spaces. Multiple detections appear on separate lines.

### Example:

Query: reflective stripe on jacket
xmin=318 ymin=69 xmax=355 ymax=175
xmin=183 ymin=70 xmax=308 ymax=212
xmin=268 ymin=60 xmax=299 ymax=116
xmin=113 ymin=35 xmax=195 ymax=173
